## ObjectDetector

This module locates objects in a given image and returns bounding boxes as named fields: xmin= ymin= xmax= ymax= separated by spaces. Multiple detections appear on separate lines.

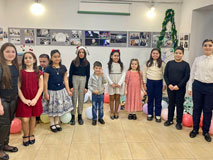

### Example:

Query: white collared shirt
xmin=188 ymin=54 xmax=213 ymax=91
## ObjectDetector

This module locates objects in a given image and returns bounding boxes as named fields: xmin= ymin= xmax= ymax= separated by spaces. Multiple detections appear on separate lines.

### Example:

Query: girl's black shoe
xmin=132 ymin=114 xmax=137 ymax=120
xmin=50 ymin=125 xmax=57 ymax=132
xmin=29 ymin=135 xmax=35 ymax=144
xmin=128 ymin=114 xmax=133 ymax=120
xmin=55 ymin=124 xmax=62 ymax=131
xmin=22 ymin=136 xmax=29 ymax=146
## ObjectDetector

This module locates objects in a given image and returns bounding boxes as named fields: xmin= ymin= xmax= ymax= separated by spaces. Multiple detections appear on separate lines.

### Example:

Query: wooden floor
xmin=9 ymin=103 xmax=213 ymax=160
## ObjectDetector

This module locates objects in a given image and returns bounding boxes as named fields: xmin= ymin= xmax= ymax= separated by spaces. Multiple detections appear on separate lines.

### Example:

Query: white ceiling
xmin=80 ymin=0 xmax=183 ymax=4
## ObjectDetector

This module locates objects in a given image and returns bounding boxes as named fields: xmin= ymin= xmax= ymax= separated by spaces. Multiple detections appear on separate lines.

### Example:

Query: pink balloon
xmin=161 ymin=108 xmax=168 ymax=121
xmin=142 ymin=104 xmax=148 ymax=115
xmin=209 ymin=120 xmax=213 ymax=135
xmin=10 ymin=118 xmax=22 ymax=134
xmin=182 ymin=114 xmax=193 ymax=127
xmin=104 ymin=94 xmax=109 ymax=103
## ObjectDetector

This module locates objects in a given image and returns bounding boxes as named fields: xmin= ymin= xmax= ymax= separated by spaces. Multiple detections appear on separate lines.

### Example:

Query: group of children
xmin=0 ymin=39 xmax=212 ymax=160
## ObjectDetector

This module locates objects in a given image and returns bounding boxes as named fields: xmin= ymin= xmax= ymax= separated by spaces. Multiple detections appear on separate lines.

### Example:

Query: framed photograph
xmin=130 ymin=32 xmax=140 ymax=39
xmin=52 ymin=32 xmax=69 ymax=43
xmin=37 ymin=29 xmax=50 ymax=37
xmin=100 ymin=31 xmax=110 ymax=39
xmin=25 ymin=37 xmax=34 ymax=44
xmin=152 ymin=32 xmax=160 ymax=48
xmin=162 ymin=32 xmax=172 ymax=48
xmin=71 ymin=30 xmax=82 ymax=38
xmin=70 ymin=39 xmax=82 ymax=46
xmin=100 ymin=38 xmax=110 ymax=46
xmin=129 ymin=32 xmax=151 ymax=47
xmin=0 ymin=28 xmax=3 ymax=42
xmin=9 ymin=28 xmax=21 ymax=37
xmin=24 ymin=29 xmax=34 ymax=36
xmin=10 ymin=37 xmax=21 ymax=44
xmin=39 ymin=38 xmax=51 ymax=45
xmin=85 ymin=31 xmax=100 ymax=38
xmin=85 ymin=38 xmax=100 ymax=46
xmin=179 ymin=33 xmax=190 ymax=49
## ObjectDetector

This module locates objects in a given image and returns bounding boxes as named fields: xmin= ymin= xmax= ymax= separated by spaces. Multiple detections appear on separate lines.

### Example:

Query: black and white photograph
xmin=37 ymin=29 xmax=50 ymax=37
xmin=162 ymin=32 xmax=173 ymax=48
xmin=152 ymin=32 xmax=160 ymax=48
xmin=9 ymin=28 xmax=21 ymax=36
xmin=10 ymin=37 xmax=21 ymax=44
xmin=52 ymin=32 xmax=69 ymax=43
xmin=71 ymin=30 xmax=82 ymax=38
xmin=39 ymin=38 xmax=51 ymax=45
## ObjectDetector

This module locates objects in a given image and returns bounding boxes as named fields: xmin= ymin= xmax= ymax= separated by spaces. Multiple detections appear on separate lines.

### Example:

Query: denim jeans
xmin=92 ymin=94 xmax=104 ymax=120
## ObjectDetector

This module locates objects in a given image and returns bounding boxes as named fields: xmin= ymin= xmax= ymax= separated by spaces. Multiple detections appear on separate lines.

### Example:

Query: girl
xmin=188 ymin=39 xmax=213 ymax=142
xmin=107 ymin=49 xmax=125 ymax=119
xmin=125 ymin=59 xmax=145 ymax=120
xmin=16 ymin=52 xmax=43 ymax=146
xmin=43 ymin=50 xmax=73 ymax=132
xmin=0 ymin=43 xmax=19 ymax=160
xmin=143 ymin=48 xmax=166 ymax=122
xmin=69 ymin=46 xmax=90 ymax=125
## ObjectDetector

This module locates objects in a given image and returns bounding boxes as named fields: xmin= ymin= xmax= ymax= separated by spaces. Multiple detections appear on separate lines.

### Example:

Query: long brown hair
xmin=0 ymin=43 xmax=19 ymax=89
xmin=146 ymin=48 xmax=162 ymax=68
xmin=21 ymin=51 xmax=40 ymax=79
xmin=73 ymin=48 xmax=89 ymax=67
xmin=107 ymin=49 xmax=123 ymax=73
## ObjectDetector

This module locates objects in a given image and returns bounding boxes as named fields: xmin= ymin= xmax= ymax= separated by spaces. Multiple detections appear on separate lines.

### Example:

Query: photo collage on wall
xmin=85 ymin=30 xmax=127 ymax=47
xmin=128 ymin=32 xmax=151 ymax=47
xmin=8 ymin=28 xmax=35 ymax=45
xmin=7 ymin=27 xmax=190 ymax=49
xmin=36 ymin=29 xmax=83 ymax=46
xmin=179 ymin=34 xmax=190 ymax=49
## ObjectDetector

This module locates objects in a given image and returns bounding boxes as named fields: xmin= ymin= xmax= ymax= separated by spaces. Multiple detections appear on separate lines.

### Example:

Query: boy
xmin=88 ymin=61 xmax=107 ymax=125
xmin=38 ymin=54 xmax=49 ymax=72
xmin=164 ymin=46 xmax=190 ymax=130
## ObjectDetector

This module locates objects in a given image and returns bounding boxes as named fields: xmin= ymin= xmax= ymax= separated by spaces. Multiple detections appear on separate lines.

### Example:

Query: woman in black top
xmin=0 ymin=43 xmax=19 ymax=160
xmin=69 ymin=46 xmax=90 ymax=125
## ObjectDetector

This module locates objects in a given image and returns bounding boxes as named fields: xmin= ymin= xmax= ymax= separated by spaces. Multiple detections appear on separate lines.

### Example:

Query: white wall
xmin=189 ymin=8 xmax=213 ymax=64
xmin=0 ymin=0 xmax=6 ymax=27
xmin=2 ymin=0 xmax=182 ymax=72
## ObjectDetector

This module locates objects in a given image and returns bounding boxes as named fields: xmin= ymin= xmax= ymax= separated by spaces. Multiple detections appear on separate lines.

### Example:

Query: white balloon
xmin=162 ymin=100 xmax=168 ymax=108
xmin=85 ymin=106 xmax=93 ymax=120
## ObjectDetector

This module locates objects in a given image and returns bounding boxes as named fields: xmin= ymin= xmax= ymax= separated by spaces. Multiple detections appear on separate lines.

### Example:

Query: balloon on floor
xmin=162 ymin=100 xmax=168 ymax=108
xmin=209 ymin=120 xmax=213 ymax=135
xmin=161 ymin=108 xmax=168 ymax=121
xmin=182 ymin=114 xmax=193 ymax=127
xmin=85 ymin=106 xmax=93 ymax=120
xmin=40 ymin=114 xmax=50 ymax=123
xmin=142 ymin=104 xmax=148 ymax=114
xmin=10 ymin=118 xmax=22 ymax=134
xmin=104 ymin=93 xmax=109 ymax=103
xmin=84 ymin=93 xmax=89 ymax=103
xmin=60 ymin=112 xmax=71 ymax=123
xmin=200 ymin=114 xmax=203 ymax=127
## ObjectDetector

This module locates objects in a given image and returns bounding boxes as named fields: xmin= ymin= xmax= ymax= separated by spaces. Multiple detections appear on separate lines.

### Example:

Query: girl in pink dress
xmin=16 ymin=52 xmax=43 ymax=146
xmin=125 ymin=59 xmax=145 ymax=120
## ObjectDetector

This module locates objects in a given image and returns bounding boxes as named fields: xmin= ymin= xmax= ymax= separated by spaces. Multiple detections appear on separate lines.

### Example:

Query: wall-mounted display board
xmin=7 ymin=27 xmax=190 ymax=49
xmin=8 ymin=28 xmax=35 ymax=45
xmin=128 ymin=32 xmax=151 ymax=47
